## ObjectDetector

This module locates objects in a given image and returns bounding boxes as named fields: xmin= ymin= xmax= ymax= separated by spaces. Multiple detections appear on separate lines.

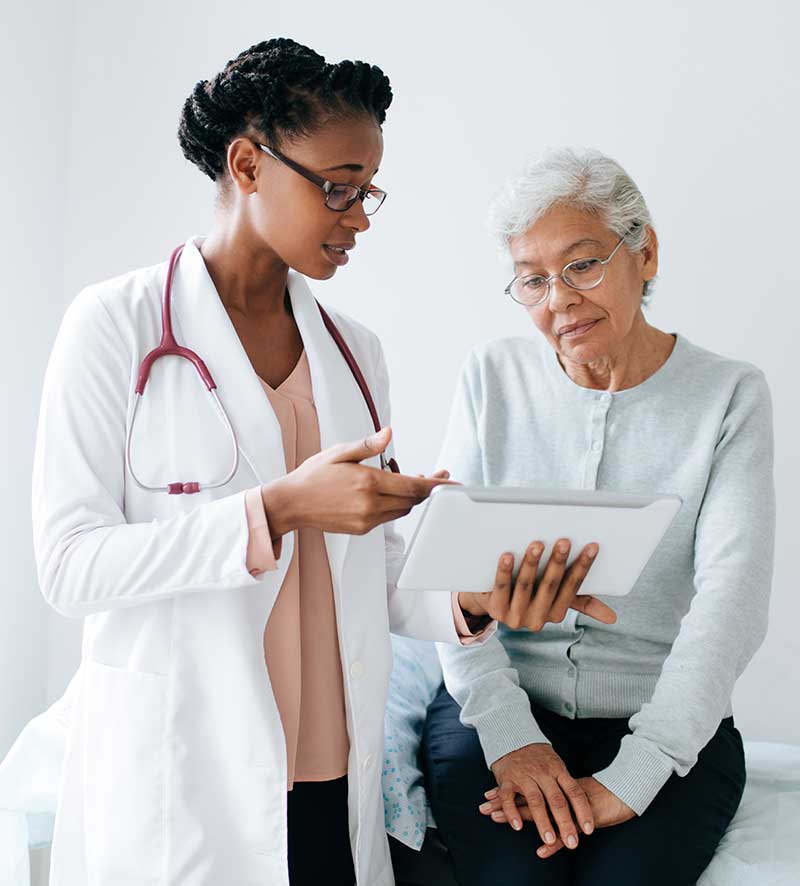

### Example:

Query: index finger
xmin=373 ymin=470 xmax=458 ymax=500
xmin=497 ymin=781 xmax=524 ymax=832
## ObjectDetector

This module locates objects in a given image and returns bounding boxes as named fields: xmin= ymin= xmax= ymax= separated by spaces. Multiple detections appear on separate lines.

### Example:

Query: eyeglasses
xmin=504 ymin=236 xmax=627 ymax=306
xmin=256 ymin=142 xmax=387 ymax=216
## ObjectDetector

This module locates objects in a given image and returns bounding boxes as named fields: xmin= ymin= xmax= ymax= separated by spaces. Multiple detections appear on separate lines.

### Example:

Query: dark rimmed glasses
xmin=256 ymin=142 xmax=387 ymax=216
xmin=505 ymin=236 xmax=627 ymax=306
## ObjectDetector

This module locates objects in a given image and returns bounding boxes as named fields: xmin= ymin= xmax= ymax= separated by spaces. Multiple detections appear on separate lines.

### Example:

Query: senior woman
xmin=420 ymin=148 xmax=775 ymax=886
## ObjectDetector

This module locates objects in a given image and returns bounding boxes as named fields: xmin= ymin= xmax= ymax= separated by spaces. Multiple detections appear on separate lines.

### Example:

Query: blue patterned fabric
xmin=383 ymin=636 xmax=443 ymax=850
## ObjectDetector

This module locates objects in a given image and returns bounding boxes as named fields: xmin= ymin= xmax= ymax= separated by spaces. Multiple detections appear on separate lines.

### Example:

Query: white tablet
xmin=396 ymin=486 xmax=682 ymax=597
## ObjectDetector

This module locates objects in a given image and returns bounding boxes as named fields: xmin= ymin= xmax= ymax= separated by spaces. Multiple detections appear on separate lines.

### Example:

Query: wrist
xmin=458 ymin=591 xmax=489 ymax=618
xmin=260 ymin=476 xmax=297 ymax=539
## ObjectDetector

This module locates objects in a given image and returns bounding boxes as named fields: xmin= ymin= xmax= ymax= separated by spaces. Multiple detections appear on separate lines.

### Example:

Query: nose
xmin=547 ymin=276 xmax=583 ymax=312
xmin=342 ymin=198 xmax=370 ymax=234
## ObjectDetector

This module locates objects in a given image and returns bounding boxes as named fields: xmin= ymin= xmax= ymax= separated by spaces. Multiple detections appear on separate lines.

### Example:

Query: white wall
xmin=0 ymin=0 xmax=73 ymax=756
xmin=3 ymin=0 xmax=798 ymax=757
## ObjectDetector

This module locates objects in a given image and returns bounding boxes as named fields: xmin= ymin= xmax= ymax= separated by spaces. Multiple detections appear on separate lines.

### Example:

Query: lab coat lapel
xmin=170 ymin=237 xmax=287 ymax=487
xmin=288 ymin=271 xmax=377 ymax=587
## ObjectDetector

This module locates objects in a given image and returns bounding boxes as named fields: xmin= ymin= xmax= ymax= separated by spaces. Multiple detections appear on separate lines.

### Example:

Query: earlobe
xmin=226 ymin=137 xmax=259 ymax=196
xmin=642 ymin=225 xmax=659 ymax=278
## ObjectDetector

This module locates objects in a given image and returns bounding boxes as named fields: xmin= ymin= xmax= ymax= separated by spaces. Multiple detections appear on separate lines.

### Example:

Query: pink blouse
xmin=243 ymin=350 xmax=487 ymax=789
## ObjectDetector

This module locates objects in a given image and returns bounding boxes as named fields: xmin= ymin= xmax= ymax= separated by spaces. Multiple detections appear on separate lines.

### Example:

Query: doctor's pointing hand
xmin=261 ymin=423 xmax=611 ymax=631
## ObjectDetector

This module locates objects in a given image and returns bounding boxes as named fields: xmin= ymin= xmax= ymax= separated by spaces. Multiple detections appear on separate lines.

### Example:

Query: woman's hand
xmin=481 ymin=774 xmax=636 ymax=856
xmin=480 ymin=743 xmax=595 ymax=850
xmin=261 ymin=427 xmax=452 ymax=537
xmin=458 ymin=540 xmax=616 ymax=630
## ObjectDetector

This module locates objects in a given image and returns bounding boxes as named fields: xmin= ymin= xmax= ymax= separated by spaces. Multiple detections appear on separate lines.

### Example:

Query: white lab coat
xmin=32 ymin=236 xmax=478 ymax=886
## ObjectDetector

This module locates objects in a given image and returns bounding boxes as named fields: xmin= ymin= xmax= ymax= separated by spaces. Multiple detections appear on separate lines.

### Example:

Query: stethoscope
xmin=125 ymin=244 xmax=399 ymax=495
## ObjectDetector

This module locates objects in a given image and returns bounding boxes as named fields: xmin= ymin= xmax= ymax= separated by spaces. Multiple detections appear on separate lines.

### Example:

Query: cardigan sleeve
xmin=435 ymin=354 xmax=551 ymax=762
xmin=593 ymin=370 xmax=775 ymax=814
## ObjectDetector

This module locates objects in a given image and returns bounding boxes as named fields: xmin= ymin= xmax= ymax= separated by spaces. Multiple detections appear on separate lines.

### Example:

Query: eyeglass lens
xmin=326 ymin=186 xmax=385 ymax=215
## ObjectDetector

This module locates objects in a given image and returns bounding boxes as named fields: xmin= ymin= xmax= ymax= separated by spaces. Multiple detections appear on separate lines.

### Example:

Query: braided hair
xmin=178 ymin=38 xmax=393 ymax=182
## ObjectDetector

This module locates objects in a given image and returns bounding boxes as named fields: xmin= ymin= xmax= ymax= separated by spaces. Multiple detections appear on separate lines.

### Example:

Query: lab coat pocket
xmin=84 ymin=658 xmax=167 ymax=881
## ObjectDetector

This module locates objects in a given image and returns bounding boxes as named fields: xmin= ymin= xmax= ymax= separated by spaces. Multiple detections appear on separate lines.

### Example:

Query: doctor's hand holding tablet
xmin=260 ymin=424 xmax=615 ymax=629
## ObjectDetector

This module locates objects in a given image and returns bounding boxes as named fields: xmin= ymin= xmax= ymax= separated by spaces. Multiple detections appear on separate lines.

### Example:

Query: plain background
xmin=2 ymin=0 xmax=798 ymax=763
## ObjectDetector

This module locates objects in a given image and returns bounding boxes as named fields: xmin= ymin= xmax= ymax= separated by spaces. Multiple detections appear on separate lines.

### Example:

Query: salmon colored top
xmin=242 ymin=350 xmax=487 ymax=788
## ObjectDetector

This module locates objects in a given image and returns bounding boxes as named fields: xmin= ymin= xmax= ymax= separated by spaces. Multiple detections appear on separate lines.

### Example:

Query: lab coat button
xmin=350 ymin=661 xmax=364 ymax=678
xmin=363 ymin=754 xmax=374 ymax=771
xmin=591 ymin=441 xmax=602 ymax=452
xmin=564 ymin=702 xmax=574 ymax=713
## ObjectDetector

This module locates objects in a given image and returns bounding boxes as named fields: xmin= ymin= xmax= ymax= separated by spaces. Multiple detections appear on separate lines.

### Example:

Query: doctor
xmin=31 ymin=38 xmax=613 ymax=886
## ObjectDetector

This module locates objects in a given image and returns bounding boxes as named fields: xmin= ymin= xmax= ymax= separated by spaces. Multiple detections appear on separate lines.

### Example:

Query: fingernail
xmin=545 ymin=831 xmax=555 ymax=845
xmin=479 ymin=802 xmax=492 ymax=813
xmin=583 ymin=821 xmax=593 ymax=834
xmin=503 ymin=555 xmax=513 ymax=566
xmin=587 ymin=544 xmax=598 ymax=558
xmin=567 ymin=835 xmax=578 ymax=849
xmin=537 ymin=846 xmax=548 ymax=857
xmin=557 ymin=542 xmax=569 ymax=554
xmin=491 ymin=811 xmax=504 ymax=821
xmin=512 ymin=819 xmax=522 ymax=831
xmin=485 ymin=789 xmax=498 ymax=798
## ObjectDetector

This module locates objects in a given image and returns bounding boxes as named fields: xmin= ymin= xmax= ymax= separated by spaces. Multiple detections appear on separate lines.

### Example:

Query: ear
xmin=641 ymin=225 xmax=659 ymax=282
xmin=226 ymin=137 xmax=260 ymax=197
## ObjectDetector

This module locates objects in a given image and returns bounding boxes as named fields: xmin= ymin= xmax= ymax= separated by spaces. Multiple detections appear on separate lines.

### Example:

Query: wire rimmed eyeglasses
xmin=505 ymin=236 xmax=627 ymax=306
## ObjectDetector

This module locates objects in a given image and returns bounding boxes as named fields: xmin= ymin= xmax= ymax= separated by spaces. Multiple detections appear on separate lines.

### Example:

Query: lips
xmin=558 ymin=319 xmax=600 ymax=338
xmin=323 ymin=243 xmax=354 ymax=267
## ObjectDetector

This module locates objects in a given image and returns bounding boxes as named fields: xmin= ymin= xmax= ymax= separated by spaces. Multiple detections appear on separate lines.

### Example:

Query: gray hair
xmin=488 ymin=148 xmax=656 ymax=301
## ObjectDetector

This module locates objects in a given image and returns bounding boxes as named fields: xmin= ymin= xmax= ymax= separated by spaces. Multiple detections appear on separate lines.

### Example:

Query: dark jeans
xmin=422 ymin=684 xmax=746 ymax=886
xmin=287 ymin=776 xmax=355 ymax=886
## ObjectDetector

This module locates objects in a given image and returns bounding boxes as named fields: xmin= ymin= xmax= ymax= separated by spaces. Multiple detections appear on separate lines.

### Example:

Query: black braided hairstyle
xmin=178 ymin=38 xmax=393 ymax=182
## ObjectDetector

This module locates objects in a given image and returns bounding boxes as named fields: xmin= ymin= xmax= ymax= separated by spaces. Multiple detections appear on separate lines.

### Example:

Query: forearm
xmin=438 ymin=638 xmax=549 ymax=766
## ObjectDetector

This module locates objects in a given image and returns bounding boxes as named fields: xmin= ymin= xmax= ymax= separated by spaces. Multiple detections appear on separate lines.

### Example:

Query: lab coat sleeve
xmin=370 ymin=338 xmax=495 ymax=646
xmin=32 ymin=288 xmax=288 ymax=618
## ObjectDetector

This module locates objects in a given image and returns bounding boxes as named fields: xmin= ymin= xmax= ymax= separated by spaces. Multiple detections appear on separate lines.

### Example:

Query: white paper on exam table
xmin=396 ymin=486 xmax=682 ymax=597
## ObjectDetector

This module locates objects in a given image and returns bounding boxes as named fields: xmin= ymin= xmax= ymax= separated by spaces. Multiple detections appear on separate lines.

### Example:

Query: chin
xmin=558 ymin=339 xmax=605 ymax=363
xmin=293 ymin=257 xmax=338 ymax=281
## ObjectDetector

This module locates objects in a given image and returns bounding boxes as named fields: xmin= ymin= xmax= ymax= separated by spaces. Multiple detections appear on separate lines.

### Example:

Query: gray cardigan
xmin=435 ymin=332 xmax=775 ymax=814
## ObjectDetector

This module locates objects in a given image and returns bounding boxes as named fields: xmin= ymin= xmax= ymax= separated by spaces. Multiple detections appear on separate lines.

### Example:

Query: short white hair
xmin=488 ymin=148 xmax=656 ymax=300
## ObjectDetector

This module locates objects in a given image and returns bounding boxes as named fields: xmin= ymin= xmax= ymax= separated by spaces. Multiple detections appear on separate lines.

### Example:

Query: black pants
xmin=421 ymin=684 xmax=746 ymax=886
xmin=287 ymin=776 xmax=356 ymax=886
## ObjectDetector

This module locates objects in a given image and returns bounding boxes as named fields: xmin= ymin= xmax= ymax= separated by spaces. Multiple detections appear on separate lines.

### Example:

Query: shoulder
xmin=62 ymin=258 xmax=166 ymax=347
xmin=457 ymin=334 xmax=550 ymax=388
xmin=676 ymin=334 xmax=770 ymax=400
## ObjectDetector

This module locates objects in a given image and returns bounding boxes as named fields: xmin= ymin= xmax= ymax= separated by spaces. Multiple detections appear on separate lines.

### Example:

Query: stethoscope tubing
xmin=125 ymin=244 xmax=398 ymax=496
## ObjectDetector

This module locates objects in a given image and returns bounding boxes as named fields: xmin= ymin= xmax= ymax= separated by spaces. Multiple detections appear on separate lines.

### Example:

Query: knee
xmin=422 ymin=691 xmax=492 ymax=803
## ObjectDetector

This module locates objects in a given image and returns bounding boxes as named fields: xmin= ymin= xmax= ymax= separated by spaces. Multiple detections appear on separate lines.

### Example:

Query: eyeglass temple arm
xmin=257 ymin=143 xmax=332 ymax=192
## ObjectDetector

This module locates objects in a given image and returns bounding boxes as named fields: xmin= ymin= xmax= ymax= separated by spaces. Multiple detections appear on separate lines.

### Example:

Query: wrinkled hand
xmin=480 ymin=743 xmax=596 ymax=851
xmin=459 ymin=539 xmax=616 ymax=631
xmin=481 ymin=775 xmax=636 ymax=857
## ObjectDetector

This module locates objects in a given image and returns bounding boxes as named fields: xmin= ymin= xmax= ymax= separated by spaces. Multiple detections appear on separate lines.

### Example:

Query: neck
xmin=559 ymin=313 xmax=675 ymax=391
xmin=200 ymin=222 xmax=289 ymax=319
